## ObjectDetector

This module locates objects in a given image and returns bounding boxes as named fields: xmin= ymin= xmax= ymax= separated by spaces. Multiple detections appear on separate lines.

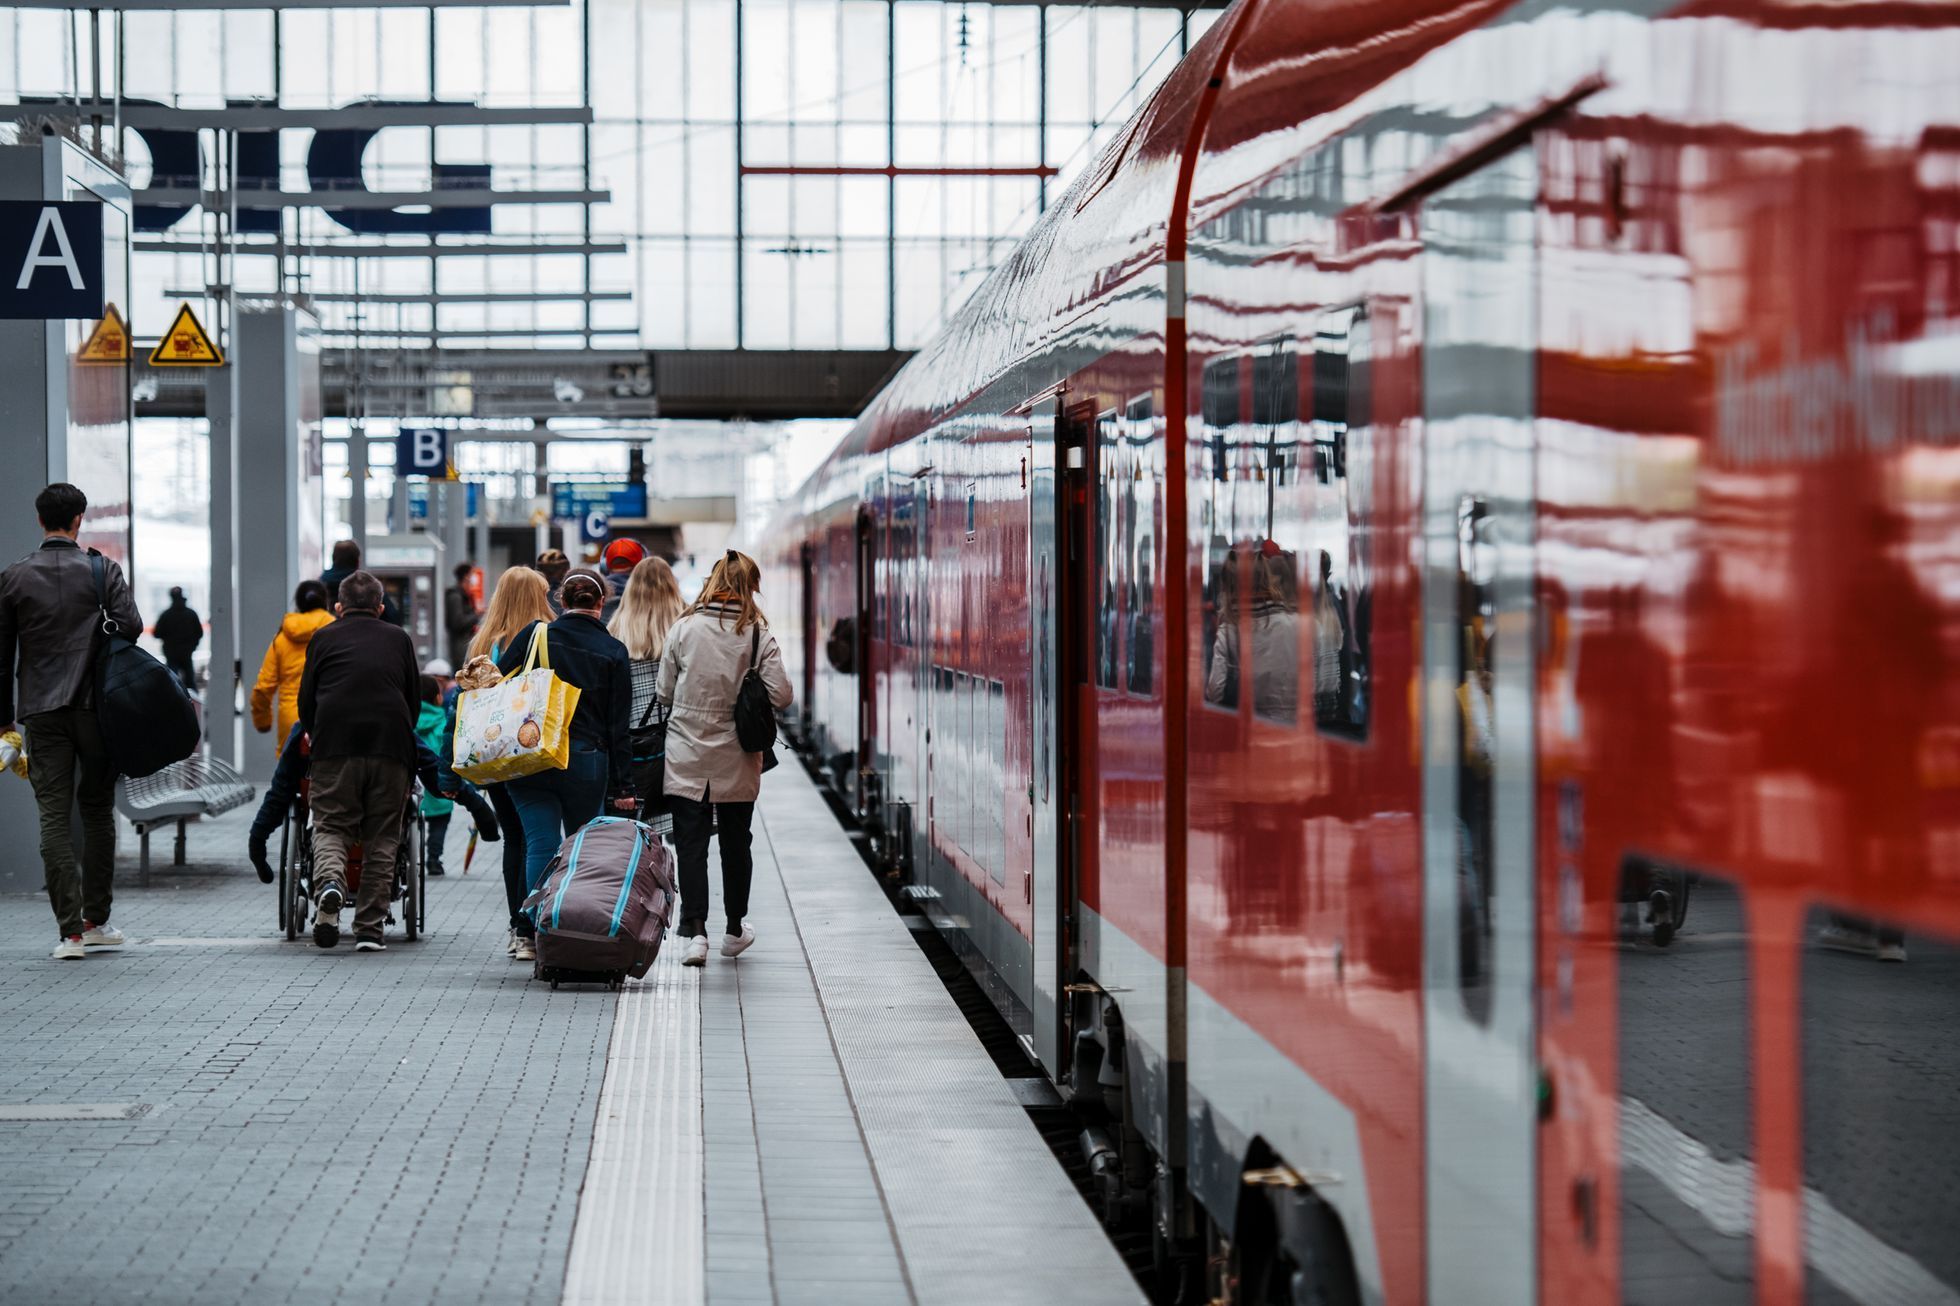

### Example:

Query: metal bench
xmin=115 ymin=754 xmax=257 ymax=883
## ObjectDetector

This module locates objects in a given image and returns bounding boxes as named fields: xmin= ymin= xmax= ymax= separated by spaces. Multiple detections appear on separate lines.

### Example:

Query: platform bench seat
xmin=115 ymin=755 xmax=257 ymax=883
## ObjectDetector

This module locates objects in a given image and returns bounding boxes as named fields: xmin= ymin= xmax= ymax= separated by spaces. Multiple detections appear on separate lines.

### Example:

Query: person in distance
xmin=659 ymin=550 xmax=793 ymax=967
xmin=534 ymin=548 xmax=572 ymax=616
xmin=295 ymin=569 xmax=420 ymax=952
xmin=153 ymin=586 xmax=203 ymax=692
xmin=250 ymin=579 xmax=334 ymax=762
xmin=496 ymin=570 xmax=637 ymax=953
xmin=0 ymin=483 xmax=142 ymax=960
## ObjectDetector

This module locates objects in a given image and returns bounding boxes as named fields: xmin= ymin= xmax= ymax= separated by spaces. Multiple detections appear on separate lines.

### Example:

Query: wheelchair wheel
xmin=285 ymin=825 xmax=313 ymax=943
xmin=416 ymin=817 xmax=430 ymax=933
xmin=276 ymin=817 xmax=292 ymax=934
xmin=400 ymin=816 xmax=421 ymax=943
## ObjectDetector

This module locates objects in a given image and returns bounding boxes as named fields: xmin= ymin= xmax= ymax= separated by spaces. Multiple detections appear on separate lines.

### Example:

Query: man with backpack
xmin=0 ymin=484 xmax=143 ymax=960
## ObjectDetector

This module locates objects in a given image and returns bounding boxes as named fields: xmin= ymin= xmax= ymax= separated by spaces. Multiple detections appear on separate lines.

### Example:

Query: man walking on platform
xmin=296 ymin=569 xmax=420 ymax=951
xmin=153 ymin=587 xmax=202 ymax=691
xmin=0 ymin=483 xmax=143 ymax=960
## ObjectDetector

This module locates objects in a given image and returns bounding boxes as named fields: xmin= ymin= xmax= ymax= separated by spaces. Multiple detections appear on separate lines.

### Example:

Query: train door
xmin=799 ymin=541 xmax=816 ymax=741
xmin=855 ymin=495 xmax=877 ymax=820
xmin=906 ymin=475 xmax=931 ymax=881
xmin=1028 ymin=397 xmax=1092 ymax=1078
xmin=1418 ymin=146 xmax=1539 ymax=1304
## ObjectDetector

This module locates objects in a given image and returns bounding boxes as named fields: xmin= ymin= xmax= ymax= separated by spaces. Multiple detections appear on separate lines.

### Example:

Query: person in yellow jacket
xmin=251 ymin=580 xmax=334 ymax=751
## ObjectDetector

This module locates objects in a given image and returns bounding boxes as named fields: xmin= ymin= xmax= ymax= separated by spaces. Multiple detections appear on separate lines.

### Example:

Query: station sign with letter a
xmin=149 ymin=302 xmax=224 ymax=367
xmin=0 ymin=201 xmax=103 ymax=319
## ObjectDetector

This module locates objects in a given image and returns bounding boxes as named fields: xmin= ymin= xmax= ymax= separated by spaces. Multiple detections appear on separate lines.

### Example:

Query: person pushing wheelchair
xmin=293 ymin=570 xmax=422 ymax=951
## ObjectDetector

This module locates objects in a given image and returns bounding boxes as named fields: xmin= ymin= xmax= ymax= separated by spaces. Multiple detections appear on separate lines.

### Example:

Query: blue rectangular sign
xmin=550 ymin=481 xmax=646 ymax=520
xmin=396 ymin=426 xmax=448 ymax=477
xmin=0 ymin=201 xmax=103 ymax=319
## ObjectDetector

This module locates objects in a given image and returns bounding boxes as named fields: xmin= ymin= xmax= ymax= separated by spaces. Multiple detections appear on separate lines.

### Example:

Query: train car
xmin=760 ymin=0 xmax=1960 ymax=1301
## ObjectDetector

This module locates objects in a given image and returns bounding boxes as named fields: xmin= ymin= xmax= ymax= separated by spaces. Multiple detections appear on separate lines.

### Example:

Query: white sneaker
xmin=1815 ymin=924 xmax=1876 ymax=957
xmin=505 ymin=930 xmax=519 ymax=958
xmin=721 ymin=925 xmax=755 ymax=959
xmin=81 ymin=923 xmax=125 ymax=949
xmin=513 ymin=937 xmax=537 ymax=962
xmin=681 ymin=935 xmax=709 ymax=967
xmin=52 ymin=936 xmax=85 ymax=960
xmin=354 ymin=937 xmax=387 ymax=953
xmin=1877 ymin=941 xmax=1908 ymax=963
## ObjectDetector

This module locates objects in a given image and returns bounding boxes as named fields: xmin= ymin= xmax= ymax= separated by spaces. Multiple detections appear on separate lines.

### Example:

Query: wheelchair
xmin=278 ymin=768 xmax=430 ymax=943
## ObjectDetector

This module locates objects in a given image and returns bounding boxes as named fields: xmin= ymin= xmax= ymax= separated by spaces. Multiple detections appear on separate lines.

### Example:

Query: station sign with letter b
xmin=397 ymin=427 xmax=449 ymax=477
xmin=0 ymin=201 xmax=103 ymax=319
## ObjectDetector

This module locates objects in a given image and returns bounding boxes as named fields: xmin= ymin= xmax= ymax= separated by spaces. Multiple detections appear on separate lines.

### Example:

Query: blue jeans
xmin=508 ymin=745 xmax=609 ymax=902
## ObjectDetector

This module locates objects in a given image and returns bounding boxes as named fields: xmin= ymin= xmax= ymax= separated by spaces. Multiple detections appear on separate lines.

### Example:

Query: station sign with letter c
xmin=0 ymin=201 xmax=103 ymax=319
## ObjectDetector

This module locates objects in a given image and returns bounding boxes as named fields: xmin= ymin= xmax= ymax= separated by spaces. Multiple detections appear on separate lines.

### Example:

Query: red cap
xmin=603 ymin=538 xmax=647 ymax=572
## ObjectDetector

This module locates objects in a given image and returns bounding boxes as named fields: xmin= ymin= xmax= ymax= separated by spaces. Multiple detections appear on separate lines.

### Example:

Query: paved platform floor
xmin=0 ymin=764 xmax=1140 ymax=1306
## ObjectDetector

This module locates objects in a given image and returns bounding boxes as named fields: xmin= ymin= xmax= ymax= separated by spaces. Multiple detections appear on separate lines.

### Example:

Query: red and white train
xmin=761 ymin=0 xmax=1960 ymax=1300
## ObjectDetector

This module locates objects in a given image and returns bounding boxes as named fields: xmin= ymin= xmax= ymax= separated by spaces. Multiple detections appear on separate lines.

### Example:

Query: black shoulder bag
xmin=629 ymin=668 xmax=669 ymax=806
xmin=733 ymin=624 xmax=780 ymax=770
xmin=90 ymin=552 xmax=200 ymax=778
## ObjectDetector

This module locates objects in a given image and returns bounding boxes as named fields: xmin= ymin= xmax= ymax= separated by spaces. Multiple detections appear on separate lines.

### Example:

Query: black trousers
xmin=671 ymin=795 xmax=754 ymax=937
xmin=486 ymin=782 xmax=531 ymax=936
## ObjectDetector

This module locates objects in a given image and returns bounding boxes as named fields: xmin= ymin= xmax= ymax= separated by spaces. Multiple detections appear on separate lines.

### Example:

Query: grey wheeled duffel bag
xmin=522 ymin=817 xmax=675 ymax=988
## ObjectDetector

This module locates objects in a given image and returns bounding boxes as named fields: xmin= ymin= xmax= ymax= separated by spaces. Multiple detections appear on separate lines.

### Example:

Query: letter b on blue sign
xmin=397 ymin=427 xmax=447 ymax=476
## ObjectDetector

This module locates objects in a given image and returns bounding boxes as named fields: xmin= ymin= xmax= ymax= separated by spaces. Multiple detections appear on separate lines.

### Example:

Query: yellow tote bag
xmin=451 ymin=623 xmax=583 ymax=784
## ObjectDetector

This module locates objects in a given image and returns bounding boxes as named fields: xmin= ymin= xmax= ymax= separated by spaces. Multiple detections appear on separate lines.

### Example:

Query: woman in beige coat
xmin=658 ymin=550 xmax=793 ymax=966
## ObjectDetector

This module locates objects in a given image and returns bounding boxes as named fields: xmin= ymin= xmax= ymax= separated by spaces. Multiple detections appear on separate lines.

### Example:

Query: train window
xmin=1200 ymin=356 xmax=1243 ymax=714
xmin=1125 ymin=395 xmax=1156 ymax=697
xmin=1250 ymin=341 xmax=1302 ymax=726
xmin=1096 ymin=411 xmax=1123 ymax=691
xmin=1309 ymin=307 xmax=1372 ymax=741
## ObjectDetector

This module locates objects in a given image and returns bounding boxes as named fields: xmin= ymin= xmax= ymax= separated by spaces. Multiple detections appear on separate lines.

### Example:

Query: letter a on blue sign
xmin=397 ymin=427 xmax=448 ymax=477
xmin=0 ymin=202 xmax=103 ymax=319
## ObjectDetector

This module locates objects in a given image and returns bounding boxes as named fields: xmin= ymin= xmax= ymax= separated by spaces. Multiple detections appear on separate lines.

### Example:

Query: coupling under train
xmin=761 ymin=0 xmax=1960 ymax=1300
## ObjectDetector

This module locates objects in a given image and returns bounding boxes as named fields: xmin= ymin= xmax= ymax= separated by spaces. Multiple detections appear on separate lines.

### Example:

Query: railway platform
xmin=0 ymin=763 xmax=1140 ymax=1306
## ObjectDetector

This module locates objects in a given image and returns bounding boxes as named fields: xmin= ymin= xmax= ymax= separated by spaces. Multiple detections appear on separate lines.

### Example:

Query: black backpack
xmin=89 ymin=553 xmax=200 ymax=778
xmin=733 ymin=625 xmax=778 ymax=755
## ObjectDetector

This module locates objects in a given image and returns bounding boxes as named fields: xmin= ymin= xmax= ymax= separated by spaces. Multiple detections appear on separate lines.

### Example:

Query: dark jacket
xmin=443 ymin=586 xmax=477 ymax=661
xmin=321 ymin=565 xmax=404 ymax=627
xmin=153 ymin=598 xmax=203 ymax=660
xmin=296 ymin=609 xmax=419 ymax=767
xmin=496 ymin=612 xmax=633 ymax=793
xmin=0 ymin=538 xmax=143 ymax=722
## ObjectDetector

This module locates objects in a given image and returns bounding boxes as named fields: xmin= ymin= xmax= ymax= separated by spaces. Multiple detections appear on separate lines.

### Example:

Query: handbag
xmin=89 ymin=552 xmax=199 ymax=779
xmin=629 ymin=685 xmax=669 ymax=805
xmin=733 ymin=625 xmax=778 ymax=754
xmin=452 ymin=622 xmax=582 ymax=783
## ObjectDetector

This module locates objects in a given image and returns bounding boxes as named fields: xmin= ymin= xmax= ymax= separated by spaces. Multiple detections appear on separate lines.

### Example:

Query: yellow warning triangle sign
xmin=148 ymin=303 xmax=224 ymax=367
xmin=77 ymin=304 xmax=130 ymax=365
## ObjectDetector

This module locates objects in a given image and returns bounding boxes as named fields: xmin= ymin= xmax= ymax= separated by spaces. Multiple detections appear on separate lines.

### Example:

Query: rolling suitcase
xmin=522 ymin=817 xmax=675 ymax=989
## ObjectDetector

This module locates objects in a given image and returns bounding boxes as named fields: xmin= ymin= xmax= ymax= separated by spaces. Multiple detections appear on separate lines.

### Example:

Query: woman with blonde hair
xmin=465 ymin=566 xmax=554 ymax=960
xmin=609 ymin=556 xmax=686 ymax=814
xmin=658 ymin=549 xmax=793 ymax=966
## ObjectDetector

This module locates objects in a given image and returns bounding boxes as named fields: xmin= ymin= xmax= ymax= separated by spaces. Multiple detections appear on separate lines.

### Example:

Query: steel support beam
xmin=11 ymin=103 xmax=592 ymax=130
xmin=138 ymin=239 xmax=628 ymax=259
xmin=135 ymin=186 xmax=609 ymax=210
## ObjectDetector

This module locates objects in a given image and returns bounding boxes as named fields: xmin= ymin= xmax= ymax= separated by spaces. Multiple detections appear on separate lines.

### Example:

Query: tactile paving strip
xmin=561 ymin=941 xmax=705 ymax=1306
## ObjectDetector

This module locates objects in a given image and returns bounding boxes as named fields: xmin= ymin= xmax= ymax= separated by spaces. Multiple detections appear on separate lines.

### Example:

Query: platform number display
xmin=396 ymin=427 xmax=448 ymax=477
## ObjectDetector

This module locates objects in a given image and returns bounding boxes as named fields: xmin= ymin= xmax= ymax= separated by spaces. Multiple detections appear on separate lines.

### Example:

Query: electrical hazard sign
xmin=75 ymin=304 xmax=129 ymax=365
xmin=148 ymin=302 xmax=223 ymax=367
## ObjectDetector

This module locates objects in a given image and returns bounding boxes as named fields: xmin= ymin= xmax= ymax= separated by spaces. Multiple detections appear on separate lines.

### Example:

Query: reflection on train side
xmin=1802 ymin=908 xmax=1960 ymax=1306
xmin=1617 ymin=860 xmax=1754 ymax=1305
